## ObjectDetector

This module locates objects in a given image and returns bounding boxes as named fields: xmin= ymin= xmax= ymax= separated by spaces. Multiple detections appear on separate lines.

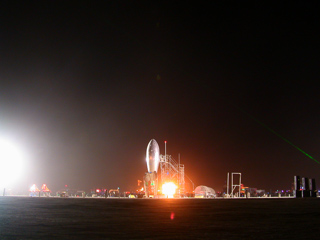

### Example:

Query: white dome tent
xmin=194 ymin=185 xmax=216 ymax=198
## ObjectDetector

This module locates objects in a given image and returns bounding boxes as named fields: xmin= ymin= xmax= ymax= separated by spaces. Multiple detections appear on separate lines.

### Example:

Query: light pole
xmin=178 ymin=153 xmax=180 ymax=196
xmin=164 ymin=141 xmax=167 ymax=161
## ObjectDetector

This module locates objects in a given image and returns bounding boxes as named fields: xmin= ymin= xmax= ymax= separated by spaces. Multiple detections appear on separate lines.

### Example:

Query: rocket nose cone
xmin=148 ymin=139 xmax=159 ymax=151
xmin=150 ymin=139 xmax=157 ymax=146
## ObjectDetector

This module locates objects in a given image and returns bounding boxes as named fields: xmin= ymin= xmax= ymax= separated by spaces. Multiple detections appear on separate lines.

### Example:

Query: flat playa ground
xmin=0 ymin=197 xmax=319 ymax=239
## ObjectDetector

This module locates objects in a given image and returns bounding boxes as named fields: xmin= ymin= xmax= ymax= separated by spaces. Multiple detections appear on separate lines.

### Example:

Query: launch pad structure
xmin=159 ymin=154 xmax=185 ymax=195
xmin=144 ymin=139 xmax=188 ymax=197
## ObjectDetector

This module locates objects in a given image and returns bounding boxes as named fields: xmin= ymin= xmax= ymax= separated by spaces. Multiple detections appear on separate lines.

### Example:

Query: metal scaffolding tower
xmin=159 ymin=154 xmax=185 ymax=195
xmin=228 ymin=172 xmax=241 ymax=198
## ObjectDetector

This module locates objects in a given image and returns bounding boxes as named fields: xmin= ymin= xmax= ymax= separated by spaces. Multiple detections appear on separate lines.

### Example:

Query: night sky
xmin=1 ymin=2 xmax=319 ymax=193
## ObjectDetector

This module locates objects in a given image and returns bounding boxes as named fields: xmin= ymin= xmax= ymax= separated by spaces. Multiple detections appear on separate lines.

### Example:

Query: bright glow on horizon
xmin=0 ymin=138 xmax=24 ymax=188
xmin=162 ymin=182 xmax=177 ymax=198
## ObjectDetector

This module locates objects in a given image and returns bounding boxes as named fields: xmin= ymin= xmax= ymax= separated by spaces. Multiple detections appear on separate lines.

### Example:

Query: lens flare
xmin=162 ymin=182 xmax=177 ymax=198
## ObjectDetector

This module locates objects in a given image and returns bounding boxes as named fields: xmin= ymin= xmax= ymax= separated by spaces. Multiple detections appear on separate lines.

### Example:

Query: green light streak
xmin=235 ymin=106 xmax=319 ymax=164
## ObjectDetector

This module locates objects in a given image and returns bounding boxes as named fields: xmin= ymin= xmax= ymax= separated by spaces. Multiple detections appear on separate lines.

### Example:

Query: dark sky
xmin=1 ymin=2 xmax=319 ymax=192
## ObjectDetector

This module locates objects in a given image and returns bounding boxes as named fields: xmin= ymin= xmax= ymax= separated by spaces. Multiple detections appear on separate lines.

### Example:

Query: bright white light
xmin=162 ymin=182 xmax=177 ymax=198
xmin=0 ymin=138 xmax=24 ymax=188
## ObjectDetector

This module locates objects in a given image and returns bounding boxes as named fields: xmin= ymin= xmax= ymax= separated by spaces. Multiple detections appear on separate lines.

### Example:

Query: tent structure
xmin=194 ymin=185 xmax=216 ymax=198
xmin=29 ymin=184 xmax=40 ymax=192
xmin=41 ymin=184 xmax=51 ymax=192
